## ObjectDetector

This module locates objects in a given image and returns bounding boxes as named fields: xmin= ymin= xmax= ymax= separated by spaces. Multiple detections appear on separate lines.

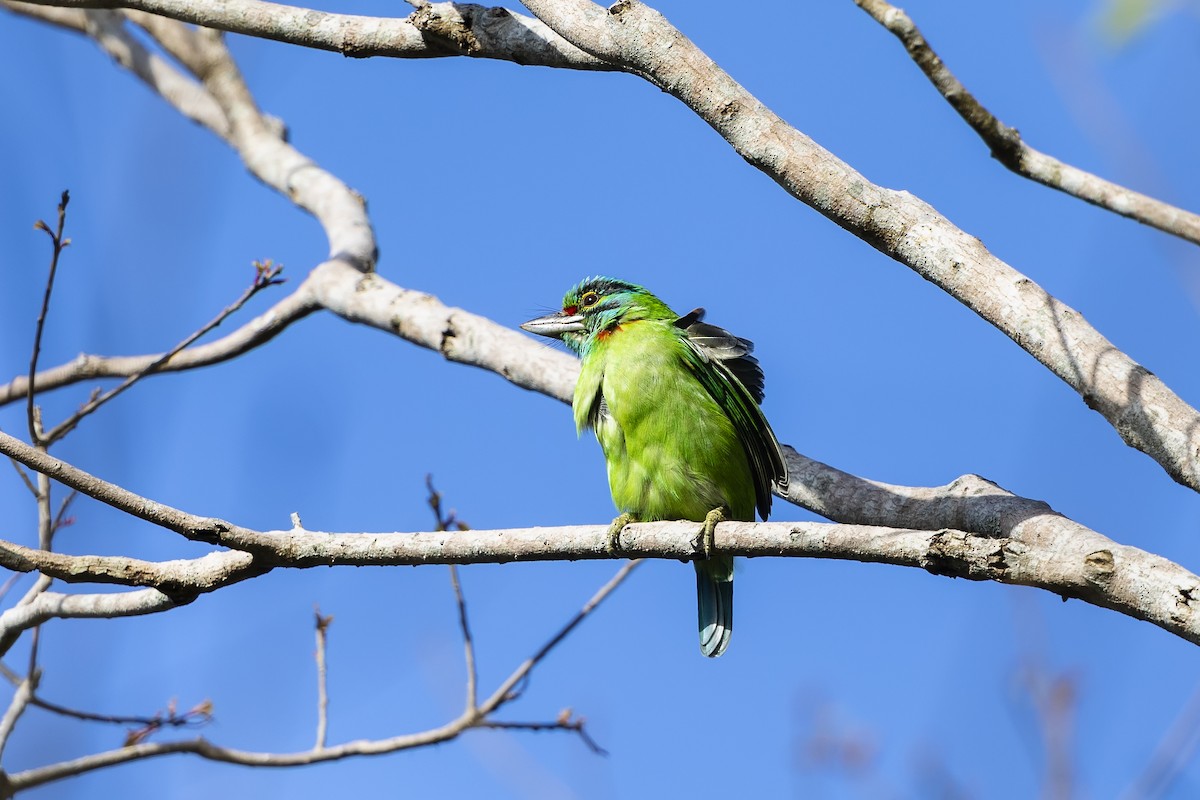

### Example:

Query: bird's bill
xmin=520 ymin=311 xmax=585 ymax=338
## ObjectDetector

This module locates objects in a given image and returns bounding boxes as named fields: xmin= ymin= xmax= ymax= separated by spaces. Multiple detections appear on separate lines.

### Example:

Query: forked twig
xmin=426 ymin=476 xmax=477 ymax=713
xmin=481 ymin=712 xmax=607 ymax=756
xmin=27 ymin=191 xmax=71 ymax=446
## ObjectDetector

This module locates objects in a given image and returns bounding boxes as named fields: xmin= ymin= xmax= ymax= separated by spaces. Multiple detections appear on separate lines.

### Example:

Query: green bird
xmin=522 ymin=277 xmax=788 ymax=657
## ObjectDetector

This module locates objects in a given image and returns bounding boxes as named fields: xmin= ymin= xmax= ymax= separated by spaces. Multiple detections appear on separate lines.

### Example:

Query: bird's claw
xmin=606 ymin=512 xmax=636 ymax=555
xmin=700 ymin=507 xmax=727 ymax=560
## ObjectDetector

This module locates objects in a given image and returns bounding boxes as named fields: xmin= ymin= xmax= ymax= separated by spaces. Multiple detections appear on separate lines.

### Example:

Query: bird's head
xmin=521 ymin=277 xmax=676 ymax=355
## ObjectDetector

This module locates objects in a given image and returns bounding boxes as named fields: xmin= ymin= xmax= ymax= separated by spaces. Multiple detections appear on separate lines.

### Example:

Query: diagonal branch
xmin=852 ymin=0 xmax=1200 ymax=246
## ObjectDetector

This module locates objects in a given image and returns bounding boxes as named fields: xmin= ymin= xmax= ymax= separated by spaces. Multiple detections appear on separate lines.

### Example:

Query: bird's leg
xmin=606 ymin=512 xmax=637 ymax=555
xmin=699 ymin=506 xmax=728 ymax=560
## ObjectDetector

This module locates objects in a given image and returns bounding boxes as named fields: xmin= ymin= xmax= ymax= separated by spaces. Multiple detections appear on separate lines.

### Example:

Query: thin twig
xmin=36 ymin=693 xmax=211 ymax=730
xmin=51 ymin=489 xmax=77 ymax=537
xmin=481 ymin=714 xmax=607 ymax=756
xmin=7 ymin=457 xmax=37 ymax=498
xmin=313 ymin=606 xmax=332 ymax=751
xmin=448 ymin=565 xmax=476 ymax=713
xmin=426 ymin=476 xmax=477 ymax=713
xmin=0 ymin=576 xmax=21 ymax=608
xmin=0 ymin=672 xmax=38 ymax=761
xmin=480 ymin=560 xmax=642 ymax=713
xmin=426 ymin=473 xmax=468 ymax=533
xmin=27 ymin=191 xmax=70 ymax=446
xmin=122 ymin=699 xmax=215 ymax=747
xmin=0 ymin=661 xmax=211 ymax=734
xmin=41 ymin=261 xmax=284 ymax=446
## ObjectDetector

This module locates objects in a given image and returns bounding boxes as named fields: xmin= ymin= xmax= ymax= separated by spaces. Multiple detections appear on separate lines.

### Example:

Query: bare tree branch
xmin=0 ymin=427 xmax=251 ymax=542
xmin=479 ymin=716 xmax=607 ymax=756
xmin=0 ymin=507 xmax=1195 ymax=651
xmin=13 ymin=688 xmax=212 ymax=735
xmin=4 ymin=0 xmax=613 ymax=67
xmin=0 ymin=674 xmax=37 ymax=762
xmin=0 ymin=589 xmax=183 ymax=658
xmin=852 ymin=0 xmax=1200 ymax=247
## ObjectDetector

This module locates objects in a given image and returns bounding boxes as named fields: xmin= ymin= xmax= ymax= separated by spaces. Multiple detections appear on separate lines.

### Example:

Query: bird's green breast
xmin=575 ymin=320 xmax=757 ymax=522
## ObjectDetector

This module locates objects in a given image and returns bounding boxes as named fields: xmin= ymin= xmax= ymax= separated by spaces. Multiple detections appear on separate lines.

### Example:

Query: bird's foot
xmin=699 ymin=506 xmax=727 ymax=560
xmin=606 ymin=512 xmax=636 ymax=555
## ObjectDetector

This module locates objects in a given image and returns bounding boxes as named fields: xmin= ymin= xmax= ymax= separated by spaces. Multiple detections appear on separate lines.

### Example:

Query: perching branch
xmin=852 ymin=0 xmax=1200 ymax=247
xmin=0 ymin=424 xmax=1197 ymax=654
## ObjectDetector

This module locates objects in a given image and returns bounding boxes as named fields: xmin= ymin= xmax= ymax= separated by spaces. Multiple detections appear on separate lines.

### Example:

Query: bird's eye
xmin=581 ymin=292 xmax=600 ymax=308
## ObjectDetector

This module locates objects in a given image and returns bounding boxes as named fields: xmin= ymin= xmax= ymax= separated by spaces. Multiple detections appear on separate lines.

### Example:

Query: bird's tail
xmin=695 ymin=557 xmax=734 ymax=657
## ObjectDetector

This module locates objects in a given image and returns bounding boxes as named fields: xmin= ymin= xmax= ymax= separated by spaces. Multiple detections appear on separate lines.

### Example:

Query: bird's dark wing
xmin=677 ymin=313 xmax=789 ymax=519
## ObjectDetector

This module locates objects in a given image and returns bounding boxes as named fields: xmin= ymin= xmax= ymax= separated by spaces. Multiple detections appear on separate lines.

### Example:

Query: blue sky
xmin=3 ymin=1 xmax=1200 ymax=797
